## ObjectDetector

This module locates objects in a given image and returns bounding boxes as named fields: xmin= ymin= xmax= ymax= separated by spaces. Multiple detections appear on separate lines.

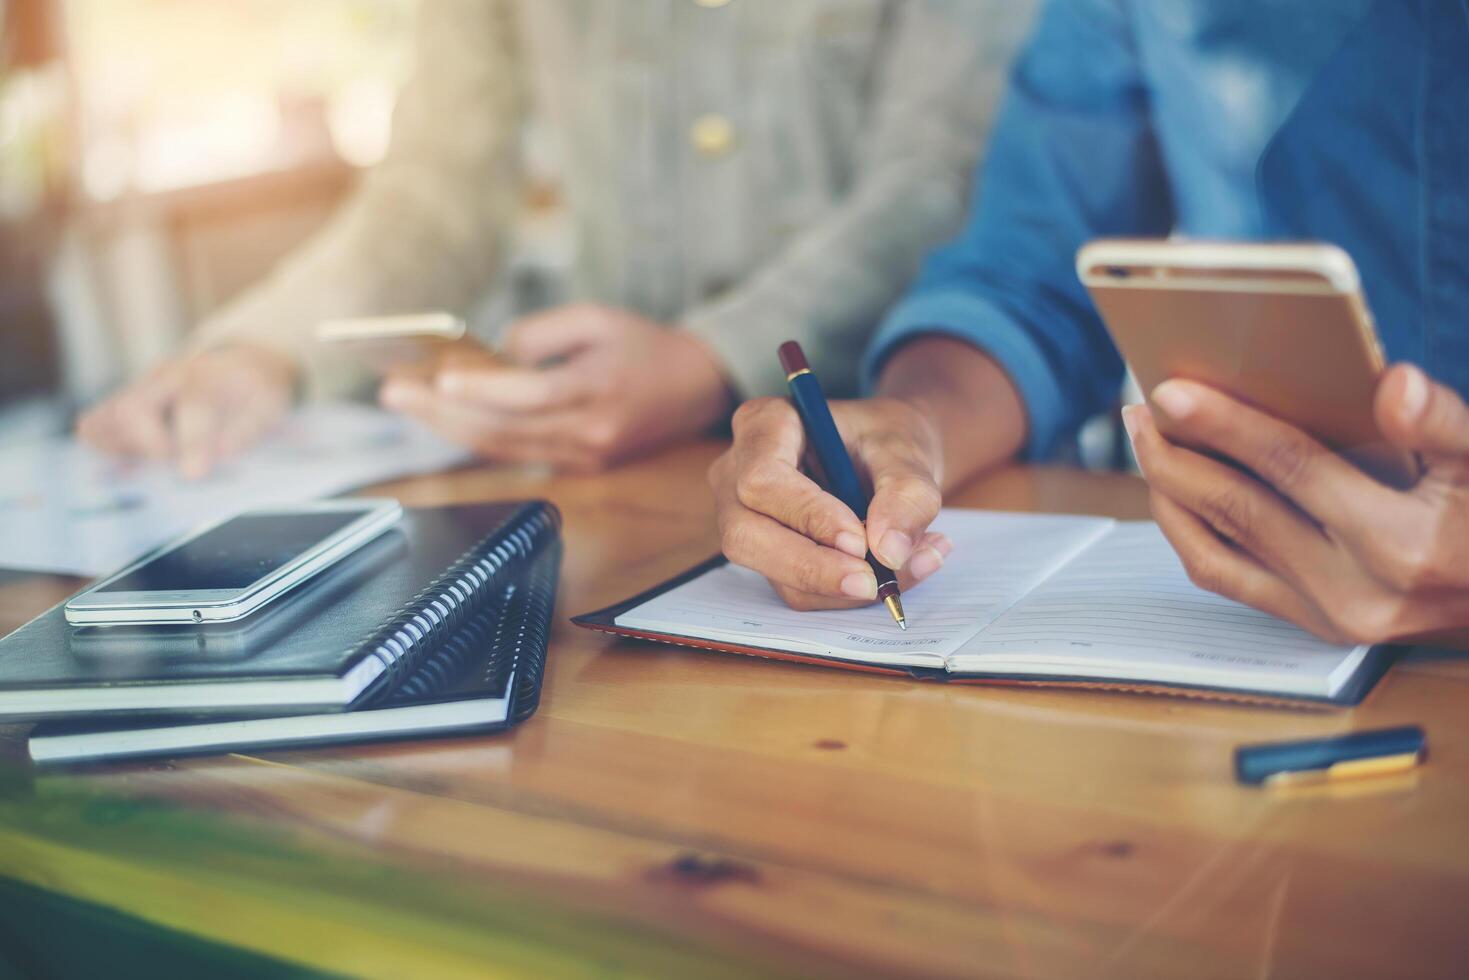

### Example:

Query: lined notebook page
xmin=948 ymin=522 xmax=1368 ymax=697
xmin=615 ymin=511 xmax=1113 ymax=667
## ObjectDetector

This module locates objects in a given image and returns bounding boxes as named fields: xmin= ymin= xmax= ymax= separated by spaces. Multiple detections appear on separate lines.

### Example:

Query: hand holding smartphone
xmin=1077 ymin=240 xmax=1420 ymax=488
xmin=314 ymin=313 xmax=499 ymax=378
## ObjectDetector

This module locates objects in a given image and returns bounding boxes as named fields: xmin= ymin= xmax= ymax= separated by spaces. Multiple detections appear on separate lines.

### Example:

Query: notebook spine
xmin=504 ymin=541 xmax=560 ymax=724
xmin=353 ymin=502 xmax=561 ymax=703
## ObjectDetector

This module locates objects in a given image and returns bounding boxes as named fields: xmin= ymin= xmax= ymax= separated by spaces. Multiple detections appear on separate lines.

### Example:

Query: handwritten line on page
xmin=615 ymin=511 xmax=1367 ymax=698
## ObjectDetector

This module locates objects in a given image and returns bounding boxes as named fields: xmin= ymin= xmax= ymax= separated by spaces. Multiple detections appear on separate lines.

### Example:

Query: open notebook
xmin=574 ymin=511 xmax=1392 ymax=707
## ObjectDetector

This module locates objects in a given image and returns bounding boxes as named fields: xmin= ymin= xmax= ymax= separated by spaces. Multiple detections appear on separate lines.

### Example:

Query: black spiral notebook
xmin=0 ymin=502 xmax=560 ymax=725
xmin=29 ymin=532 xmax=559 ymax=765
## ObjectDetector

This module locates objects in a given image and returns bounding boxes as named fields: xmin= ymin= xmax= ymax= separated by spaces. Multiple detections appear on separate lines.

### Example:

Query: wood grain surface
xmin=1 ymin=440 xmax=1466 ymax=979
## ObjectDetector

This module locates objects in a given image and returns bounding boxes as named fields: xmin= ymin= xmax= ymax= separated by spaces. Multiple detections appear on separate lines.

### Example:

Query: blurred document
xmin=0 ymin=404 xmax=469 ymax=576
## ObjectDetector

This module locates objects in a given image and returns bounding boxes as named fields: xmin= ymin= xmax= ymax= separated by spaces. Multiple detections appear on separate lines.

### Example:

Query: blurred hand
xmin=1127 ymin=363 xmax=1469 ymax=647
xmin=708 ymin=397 xmax=951 ymax=610
xmin=76 ymin=345 xmax=297 ymax=479
xmin=379 ymin=304 xmax=734 ymax=471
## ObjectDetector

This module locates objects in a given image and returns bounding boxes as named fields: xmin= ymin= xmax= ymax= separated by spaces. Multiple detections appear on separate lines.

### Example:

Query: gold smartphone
xmin=1077 ymin=239 xmax=1420 ymax=489
xmin=314 ymin=312 xmax=493 ymax=374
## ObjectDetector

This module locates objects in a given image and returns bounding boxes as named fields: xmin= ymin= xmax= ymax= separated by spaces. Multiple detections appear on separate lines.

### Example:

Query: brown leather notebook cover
xmin=572 ymin=556 xmax=1397 ymax=711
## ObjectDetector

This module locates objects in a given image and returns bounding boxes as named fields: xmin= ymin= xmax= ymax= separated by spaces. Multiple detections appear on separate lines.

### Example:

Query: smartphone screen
xmin=96 ymin=512 xmax=364 ymax=593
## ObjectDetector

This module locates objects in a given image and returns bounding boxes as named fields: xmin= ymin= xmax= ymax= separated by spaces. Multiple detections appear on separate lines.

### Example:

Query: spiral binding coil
xmin=380 ymin=542 xmax=560 ymax=719
xmin=351 ymin=502 xmax=561 ymax=706
xmin=387 ymin=599 xmax=504 ymax=703
xmin=505 ymin=542 xmax=559 ymax=723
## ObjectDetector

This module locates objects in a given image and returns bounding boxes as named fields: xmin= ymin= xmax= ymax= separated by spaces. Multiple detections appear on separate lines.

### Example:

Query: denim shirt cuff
xmin=861 ymin=290 xmax=1069 ymax=460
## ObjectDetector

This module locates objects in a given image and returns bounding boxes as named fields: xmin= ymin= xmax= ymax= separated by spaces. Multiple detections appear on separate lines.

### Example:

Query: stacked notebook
xmin=576 ymin=510 xmax=1393 ymax=708
xmin=1 ymin=502 xmax=561 ymax=765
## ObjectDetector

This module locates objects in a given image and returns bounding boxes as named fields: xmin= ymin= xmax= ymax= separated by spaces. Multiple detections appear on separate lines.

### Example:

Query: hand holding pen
xmin=707 ymin=341 xmax=953 ymax=620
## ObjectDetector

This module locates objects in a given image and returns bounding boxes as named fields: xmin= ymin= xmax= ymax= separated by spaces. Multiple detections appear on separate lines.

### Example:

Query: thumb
xmin=1376 ymin=363 xmax=1469 ymax=458
xmin=861 ymin=439 xmax=943 ymax=572
xmin=500 ymin=306 xmax=610 ymax=366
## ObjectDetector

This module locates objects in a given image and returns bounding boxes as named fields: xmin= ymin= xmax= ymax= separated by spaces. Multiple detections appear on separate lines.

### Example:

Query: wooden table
xmin=1 ymin=442 xmax=1466 ymax=979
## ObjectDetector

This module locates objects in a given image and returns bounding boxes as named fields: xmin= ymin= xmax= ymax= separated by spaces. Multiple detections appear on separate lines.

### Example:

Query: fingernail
xmin=930 ymin=533 xmax=954 ymax=557
xmin=840 ymin=570 xmax=878 ymax=600
xmin=877 ymin=529 xmax=913 ymax=569
xmin=909 ymin=545 xmax=945 ymax=581
xmin=1151 ymin=381 xmax=1196 ymax=420
xmin=1399 ymin=364 xmax=1428 ymax=424
xmin=437 ymin=373 xmax=466 ymax=394
xmin=834 ymin=531 xmax=867 ymax=558
xmin=1121 ymin=405 xmax=1140 ymax=441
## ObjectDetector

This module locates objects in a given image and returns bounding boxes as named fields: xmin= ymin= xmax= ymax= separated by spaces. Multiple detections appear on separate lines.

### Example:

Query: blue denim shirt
xmin=865 ymin=0 xmax=1469 ymax=459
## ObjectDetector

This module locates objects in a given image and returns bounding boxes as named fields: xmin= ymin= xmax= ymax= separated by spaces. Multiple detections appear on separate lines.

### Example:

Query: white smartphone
xmin=64 ymin=499 xmax=404 ymax=627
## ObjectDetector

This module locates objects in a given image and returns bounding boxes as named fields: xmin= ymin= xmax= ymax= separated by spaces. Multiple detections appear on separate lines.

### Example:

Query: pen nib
xmin=883 ymin=593 xmax=907 ymax=631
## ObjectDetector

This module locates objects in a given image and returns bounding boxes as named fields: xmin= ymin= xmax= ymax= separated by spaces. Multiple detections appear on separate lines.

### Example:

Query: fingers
xmin=380 ymin=379 xmax=599 ymax=468
xmin=858 ymin=422 xmax=943 ymax=570
xmin=498 ymin=305 xmax=609 ymax=366
xmin=907 ymin=532 xmax=952 ymax=583
xmin=435 ymin=360 xmax=604 ymax=414
xmin=170 ymin=364 xmax=249 ymax=479
xmin=433 ymin=309 xmax=621 ymax=411
xmin=712 ymin=450 xmax=876 ymax=599
xmin=1376 ymin=363 xmax=1469 ymax=458
xmin=729 ymin=399 xmax=867 ymax=557
xmin=723 ymin=396 xmax=944 ymax=577
xmin=76 ymin=364 xmax=183 ymax=460
xmin=212 ymin=390 xmax=289 ymax=462
xmin=1148 ymin=491 xmax=1342 ymax=641
xmin=1148 ymin=450 xmax=1468 ymax=646
xmin=172 ymin=389 xmax=222 ymax=479
xmin=433 ymin=340 xmax=503 ymax=374
xmin=78 ymin=393 xmax=174 ymax=460
xmin=764 ymin=533 xmax=953 ymax=611
xmin=77 ymin=349 xmax=294 ymax=476
xmin=733 ymin=523 xmax=878 ymax=602
xmin=1149 ymin=379 xmax=1391 ymax=526
xmin=1126 ymin=403 xmax=1331 ymax=589
xmin=711 ymin=403 xmax=953 ymax=613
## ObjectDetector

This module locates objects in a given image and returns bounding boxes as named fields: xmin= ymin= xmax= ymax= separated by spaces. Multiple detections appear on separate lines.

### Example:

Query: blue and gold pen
xmin=779 ymin=340 xmax=907 ymax=630
xmin=1234 ymin=725 xmax=1426 ymax=787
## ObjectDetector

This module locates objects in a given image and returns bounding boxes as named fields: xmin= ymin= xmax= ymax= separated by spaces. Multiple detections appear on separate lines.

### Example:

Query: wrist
xmin=875 ymin=336 xmax=1027 ymax=490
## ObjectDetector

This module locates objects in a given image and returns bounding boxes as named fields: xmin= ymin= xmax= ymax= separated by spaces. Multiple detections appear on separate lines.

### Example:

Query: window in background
xmin=44 ymin=0 xmax=425 ymax=400
xmin=63 ymin=0 xmax=420 ymax=202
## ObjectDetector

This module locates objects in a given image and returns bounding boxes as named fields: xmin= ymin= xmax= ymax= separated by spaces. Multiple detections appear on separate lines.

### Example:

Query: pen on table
xmin=1234 ymin=725 xmax=1426 ymax=788
xmin=778 ymin=340 xmax=907 ymax=630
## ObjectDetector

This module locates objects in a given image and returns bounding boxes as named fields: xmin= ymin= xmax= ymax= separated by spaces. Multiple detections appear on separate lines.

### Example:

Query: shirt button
xmin=690 ymin=113 xmax=736 ymax=158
